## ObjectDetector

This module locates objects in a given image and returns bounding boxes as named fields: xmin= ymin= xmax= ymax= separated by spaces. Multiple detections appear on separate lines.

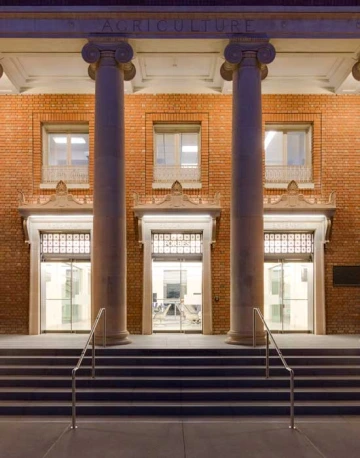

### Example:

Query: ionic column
xmin=221 ymin=38 xmax=275 ymax=345
xmin=82 ymin=40 xmax=136 ymax=345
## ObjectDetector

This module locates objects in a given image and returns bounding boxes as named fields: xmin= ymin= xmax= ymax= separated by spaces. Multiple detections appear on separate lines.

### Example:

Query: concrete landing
xmin=0 ymin=333 xmax=359 ymax=349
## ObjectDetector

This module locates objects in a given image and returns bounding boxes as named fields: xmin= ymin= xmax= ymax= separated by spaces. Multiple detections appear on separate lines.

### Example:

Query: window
xmin=152 ymin=233 xmax=203 ymax=255
xmin=264 ymin=124 xmax=312 ymax=185
xmin=264 ymin=232 xmax=314 ymax=255
xmin=153 ymin=124 xmax=201 ymax=187
xmin=164 ymin=270 xmax=187 ymax=300
xmin=42 ymin=124 xmax=89 ymax=186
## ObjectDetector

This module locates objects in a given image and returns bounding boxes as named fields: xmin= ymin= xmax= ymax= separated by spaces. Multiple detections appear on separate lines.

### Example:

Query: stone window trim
xmin=145 ymin=112 xmax=209 ymax=194
xmin=263 ymin=113 xmax=321 ymax=191
xmin=33 ymin=112 xmax=94 ymax=191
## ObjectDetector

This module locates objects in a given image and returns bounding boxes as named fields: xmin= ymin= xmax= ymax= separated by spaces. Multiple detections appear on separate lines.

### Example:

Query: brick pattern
xmin=0 ymin=93 xmax=359 ymax=334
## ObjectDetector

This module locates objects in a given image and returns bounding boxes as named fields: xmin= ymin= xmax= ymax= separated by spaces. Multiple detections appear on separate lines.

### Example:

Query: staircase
xmin=0 ymin=347 xmax=360 ymax=416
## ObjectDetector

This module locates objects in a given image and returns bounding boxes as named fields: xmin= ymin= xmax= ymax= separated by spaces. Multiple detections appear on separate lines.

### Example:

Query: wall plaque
xmin=333 ymin=266 xmax=360 ymax=286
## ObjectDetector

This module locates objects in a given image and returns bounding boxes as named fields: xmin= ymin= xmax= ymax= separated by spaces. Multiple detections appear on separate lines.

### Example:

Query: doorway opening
xmin=41 ymin=261 xmax=91 ymax=332
xmin=152 ymin=259 xmax=203 ymax=332
xmin=264 ymin=260 xmax=314 ymax=332
xmin=40 ymin=232 xmax=91 ymax=333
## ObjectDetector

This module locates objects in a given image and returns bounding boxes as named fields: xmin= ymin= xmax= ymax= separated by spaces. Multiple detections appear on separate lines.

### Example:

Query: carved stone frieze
xmin=134 ymin=180 xmax=221 ymax=212
xmin=133 ymin=181 xmax=221 ymax=244
xmin=18 ymin=181 xmax=93 ymax=218
xmin=264 ymin=180 xmax=336 ymax=217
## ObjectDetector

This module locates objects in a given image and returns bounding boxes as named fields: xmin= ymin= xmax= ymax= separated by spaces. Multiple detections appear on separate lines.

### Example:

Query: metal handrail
xmin=253 ymin=307 xmax=295 ymax=429
xmin=71 ymin=307 xmax=106 ymax=429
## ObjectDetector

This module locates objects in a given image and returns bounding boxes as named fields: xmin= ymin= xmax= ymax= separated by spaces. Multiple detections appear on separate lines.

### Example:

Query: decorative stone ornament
xmin=88 ymin=64 xmax=96 ymax=80
xmin=352 ymin=60 xmax=360 ymax=81
xmin=265 ymin=180 xmax=336 ymax=210
xmin=260 ymin=64 xmax=268 ymax=80
xmin=224 ymin=42 xmax=243 ymax=64
xmin=18 ymin=181 xmax=93 ymax=217
xmin=55 ymin=180 xmax=68 ymax=196
xmin=0 ymin=63 xmax=3 ymax=79
xmin=122 ymin=62 xmax=136 ymax=81
xmin=81 ymin=43 xmax=101 ymax=64
xmin=220 ymin=61 xmax=237 ymax=81
xmin=171 ymin=180 xmax=183 ymax=196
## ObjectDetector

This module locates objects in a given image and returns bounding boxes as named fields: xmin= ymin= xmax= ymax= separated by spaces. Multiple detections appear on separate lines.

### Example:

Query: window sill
xmin=40 ymin=183 xmax=90 ymax=190
xmin=152 ymin=182 xmax=202 ymax=190
xmin=264 ymin=183 xmax=315 ymax=190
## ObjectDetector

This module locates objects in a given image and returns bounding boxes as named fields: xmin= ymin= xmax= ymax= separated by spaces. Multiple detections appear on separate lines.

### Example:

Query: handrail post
xmin=71 ymin=369 xmax=77 ymax=429
xmin=103 ymin=308 xmax=106 ymax=348
xmin=92 ymin=333 xmax=95 ymax=379
xmin=252 ymin=307 xmax=296 ymax=430
xmin=253 ymin=308 xmax=256 ymax=347
xmin=70 ymin=308 xmax=107 ymax=430
xmin=290 ymin=369 xmax=295 ymax=429
xmin=266 ymin=331 xmax=269 ymax=379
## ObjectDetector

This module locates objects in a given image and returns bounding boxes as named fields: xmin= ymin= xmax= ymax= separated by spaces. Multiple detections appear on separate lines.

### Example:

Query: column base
xmin=95 ymin=331 xmax=131 ymax=346
xmin=226 ymin=330 xmax=266 ymax=346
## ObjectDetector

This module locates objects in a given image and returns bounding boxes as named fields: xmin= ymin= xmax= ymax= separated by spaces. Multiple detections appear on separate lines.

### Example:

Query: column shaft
xmin=229 ymin=56 xmax=264 ymax=344
xmin=82 ymin=41 xmax=135 ymax=345
xmin=93 ymin=53 xmax=128 ymax=344
xmin=222 ymin=40 xmax=275 ymax=345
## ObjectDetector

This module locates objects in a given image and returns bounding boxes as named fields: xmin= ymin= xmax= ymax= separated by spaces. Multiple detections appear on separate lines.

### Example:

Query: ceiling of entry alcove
xmin=0 ymin=37 xmax=359 ymax=95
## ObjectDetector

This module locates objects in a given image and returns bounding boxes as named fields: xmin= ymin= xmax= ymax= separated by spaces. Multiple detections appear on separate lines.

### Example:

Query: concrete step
xmin=0 ymin=347 xmax=359 ymax=417
xmin=1 ymin=386 xmax=360 ymax=402
xmin=1 ymin=365 xmax=360 ymax=377
xmin=1 ymin=355 xmax=360 ymax=366
xmin=1 ymin=374 xmax=360 ymax=388
xmin=0 ymin=347 xmax=358 ymax=356
xmin=1 ymin=400 xmax=360 ymax=416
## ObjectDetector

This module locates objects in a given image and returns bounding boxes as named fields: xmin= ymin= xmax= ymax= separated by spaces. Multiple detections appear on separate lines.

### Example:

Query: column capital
xmin=82 ymin=39 xmax=136 ymax=81
xmin=221 ymin=37 xmax=275 ymax=82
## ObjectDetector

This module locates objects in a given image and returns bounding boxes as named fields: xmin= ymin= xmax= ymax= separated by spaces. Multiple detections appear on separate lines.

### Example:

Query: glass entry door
xmin=41 ymin=261 xmax=91 ymax=332
xmin=152 ymin=260 xmax=202 ymax=332
xmin=264 ymin=261 xmax=313 ymax=332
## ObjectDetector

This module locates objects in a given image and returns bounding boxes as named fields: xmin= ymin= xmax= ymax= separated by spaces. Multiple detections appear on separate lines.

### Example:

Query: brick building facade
xmin=0 ymin=92 xmax=359 ymax=335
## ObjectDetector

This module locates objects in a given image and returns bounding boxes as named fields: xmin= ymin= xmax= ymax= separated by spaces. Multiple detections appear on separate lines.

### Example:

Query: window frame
xmin=42 ymin=123 xmax=89 ymax=167
xmin=41 ymin=123 xmax=90 ymax=189
xmin=265 ymin=123 xmax=312 ymax=167
xmin=264 ymin=122 xmax=314 ymax=189
xmin=153 ymin=123 xmax=201 ymax=168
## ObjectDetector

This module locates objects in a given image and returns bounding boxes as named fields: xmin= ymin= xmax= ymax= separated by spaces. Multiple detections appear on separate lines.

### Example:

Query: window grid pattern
xmin=152 ymin=233 xmax=202 ymax=255
xmin=41 ymin=233 xmax=91 ymax=255
xmin=264 ymin=233 xmax=314 ymax=254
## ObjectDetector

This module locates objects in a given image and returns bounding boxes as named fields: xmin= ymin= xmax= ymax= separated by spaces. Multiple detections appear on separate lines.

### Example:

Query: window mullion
xmin=175 ymin=133 xmax=181 ymax=167
xmin=283 ymin=133 xmax=288 ymax=165
xmin=67 ymin=133 xmax=71 ymax=166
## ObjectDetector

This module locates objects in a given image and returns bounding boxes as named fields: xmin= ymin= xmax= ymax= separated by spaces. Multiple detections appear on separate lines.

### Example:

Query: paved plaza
xmin=0 ymin=333 xmax=359 ymax=457
xmin=1 ymin=416 xmax=360 ymax=458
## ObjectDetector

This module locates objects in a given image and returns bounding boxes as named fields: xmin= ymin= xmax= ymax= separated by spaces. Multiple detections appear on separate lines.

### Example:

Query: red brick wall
xmin=0 ymin=93 xmax=359 ymax=334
